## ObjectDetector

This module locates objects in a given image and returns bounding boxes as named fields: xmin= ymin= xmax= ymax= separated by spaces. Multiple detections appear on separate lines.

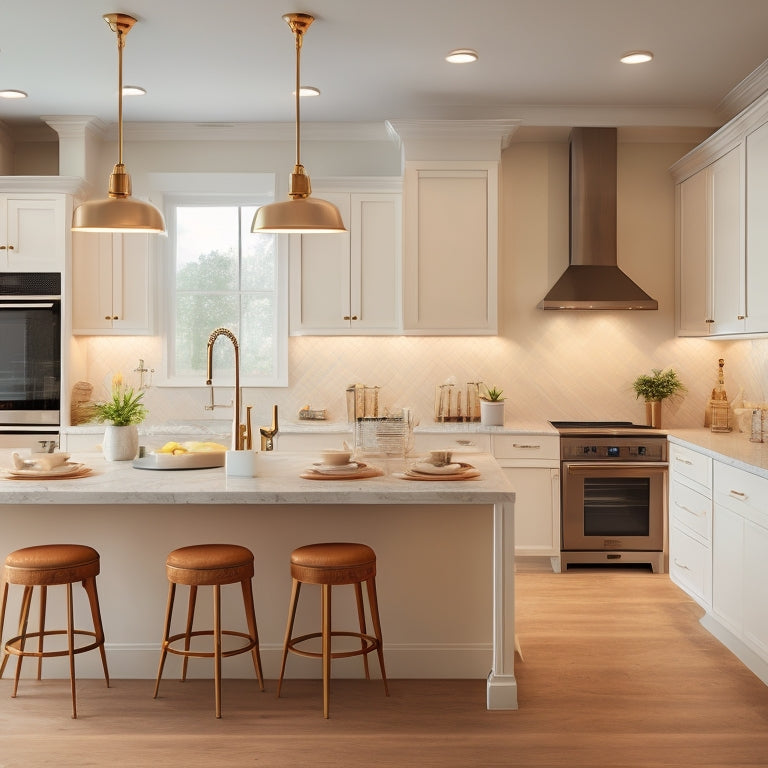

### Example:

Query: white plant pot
xmin=480 ymin=400 xmax=505 ymax=427
xmin=103 ymin=424 xmax=139 ymax=461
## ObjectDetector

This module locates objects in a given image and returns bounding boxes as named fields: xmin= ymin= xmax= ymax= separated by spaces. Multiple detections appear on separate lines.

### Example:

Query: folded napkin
xmin=311 ymin=462 xmax=360 ymax=474
xmin=411 ymin=462 xmax=463 ymax=475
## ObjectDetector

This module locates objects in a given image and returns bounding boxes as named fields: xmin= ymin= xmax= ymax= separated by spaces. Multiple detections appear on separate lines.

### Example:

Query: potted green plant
xmin=480 ymin=385 xmax=505 ymax=427
xmin=93 ymin=373 xmax=148 ymax=460
xmin=632 ymin=368 xmax=685 ymax=428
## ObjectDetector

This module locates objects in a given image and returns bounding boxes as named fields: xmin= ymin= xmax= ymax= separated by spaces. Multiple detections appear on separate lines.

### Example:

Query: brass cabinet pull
xmin=705 ymin=319 xmax=715 ymax=323
xmin=343 ymin=315 xmax=359 ymax=321
xmin=737 ymin=315 xmax=745 ymax=320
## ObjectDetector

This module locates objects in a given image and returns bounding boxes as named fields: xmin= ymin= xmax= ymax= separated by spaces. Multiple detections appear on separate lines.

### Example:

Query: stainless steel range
xmin=551 ymin=421 xmax=668 ymax=573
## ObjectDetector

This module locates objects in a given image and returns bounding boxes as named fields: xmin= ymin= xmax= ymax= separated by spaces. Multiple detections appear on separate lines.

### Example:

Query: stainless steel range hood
xmin=538 ymin=127 xmax=658 ymax=310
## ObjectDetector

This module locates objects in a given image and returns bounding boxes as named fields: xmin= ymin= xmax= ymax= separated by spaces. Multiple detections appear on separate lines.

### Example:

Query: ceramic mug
xmin=225 ymin=450 xmax=256 ymax=477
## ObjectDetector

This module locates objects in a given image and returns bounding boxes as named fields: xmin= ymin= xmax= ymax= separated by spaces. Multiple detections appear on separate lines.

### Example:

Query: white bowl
xmin=428 ymin=449 xmax=453 ymax=466
xmin=320 ymin=449 xmax=353 ymax=466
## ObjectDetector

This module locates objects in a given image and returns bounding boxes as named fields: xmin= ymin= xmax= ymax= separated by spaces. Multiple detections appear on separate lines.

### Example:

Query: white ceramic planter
xmin=103 ymin=424 xmax=139 ymax=461
xmin=480 ymin=400 xmax=505 ymax=427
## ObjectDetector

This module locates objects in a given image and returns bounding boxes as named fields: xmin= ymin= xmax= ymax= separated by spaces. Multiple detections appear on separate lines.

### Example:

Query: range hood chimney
xmin=538 ymin=127 xmax=658 ymax=310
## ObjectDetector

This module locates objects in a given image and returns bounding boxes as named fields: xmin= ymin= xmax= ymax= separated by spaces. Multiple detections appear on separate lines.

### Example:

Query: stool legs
xmin=0 ymin=576 xmax=109 ymax=719
xmin=278 ymin=575 xmax=388 ymax=719
xmin=154 ymin=577 xmax=264 ymax=719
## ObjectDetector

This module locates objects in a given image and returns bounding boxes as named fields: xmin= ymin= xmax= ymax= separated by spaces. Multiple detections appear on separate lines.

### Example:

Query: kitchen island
xmin=0 ymin=451 xmax=517 ymax=710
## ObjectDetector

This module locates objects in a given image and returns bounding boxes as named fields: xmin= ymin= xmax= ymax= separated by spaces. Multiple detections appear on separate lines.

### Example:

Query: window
xmin=161 ymin=188 xmax=288 ymax=387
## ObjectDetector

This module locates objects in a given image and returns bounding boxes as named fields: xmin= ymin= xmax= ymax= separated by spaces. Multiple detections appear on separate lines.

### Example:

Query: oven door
xmin=0 ymin=298 xmax=61 ymax=426
xmin=562 ymin=461 xmax=666 ymax=551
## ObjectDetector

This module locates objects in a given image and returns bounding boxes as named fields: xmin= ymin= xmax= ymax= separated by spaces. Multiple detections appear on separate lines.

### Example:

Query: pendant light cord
xmin=116 ymin=24 xmax=125 ymax=167
xmin=294 ymin=26 xmax=303 ymax=169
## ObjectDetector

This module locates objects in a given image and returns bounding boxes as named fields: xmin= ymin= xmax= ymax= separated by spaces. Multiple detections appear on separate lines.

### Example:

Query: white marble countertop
xmin=0 ymin=451 xmax=514 ymax=506
xmin=668 ymin=428 xmax=768 ymax=479
xmin=60 ymin=419 xmax=557 ymax=437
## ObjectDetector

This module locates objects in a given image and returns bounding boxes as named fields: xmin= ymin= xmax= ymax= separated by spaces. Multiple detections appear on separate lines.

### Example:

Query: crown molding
xmin=716 ymin=58 xmax=768 ymax=123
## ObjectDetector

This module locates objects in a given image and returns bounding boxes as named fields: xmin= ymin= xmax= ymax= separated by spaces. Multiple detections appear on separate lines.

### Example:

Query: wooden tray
xmin=396 ymin=464 xmax=480 ymax=481
xmin=300 ymin=462 xmax=383 ymax=480
xmin=5 ymin=463 xmax=93 ymax=480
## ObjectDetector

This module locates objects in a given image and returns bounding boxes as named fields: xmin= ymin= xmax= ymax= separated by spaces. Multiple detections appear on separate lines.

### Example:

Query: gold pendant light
xmin=251 ymin=13 xmax=346 ymax=234
xmin=72 ymin=13 xmax=166 ymax=234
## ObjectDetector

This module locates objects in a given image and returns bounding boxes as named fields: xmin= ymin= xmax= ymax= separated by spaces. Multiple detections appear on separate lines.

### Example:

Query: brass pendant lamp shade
xmin=72 ymin=13 xmax=166 ymax=234
xmin=251 ymin=13 xmax=346 ymax=234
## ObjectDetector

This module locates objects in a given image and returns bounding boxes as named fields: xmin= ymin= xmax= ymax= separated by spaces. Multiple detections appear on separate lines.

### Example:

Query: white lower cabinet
xmin=669 ymin=439 xmax=768 ymax=686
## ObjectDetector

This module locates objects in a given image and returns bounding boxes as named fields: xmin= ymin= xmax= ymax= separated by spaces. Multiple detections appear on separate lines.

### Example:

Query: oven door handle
xmin=0 ymin=302 xmax=55 ymax=309
xmin=565 ymin=461 xmax=668 ymax=474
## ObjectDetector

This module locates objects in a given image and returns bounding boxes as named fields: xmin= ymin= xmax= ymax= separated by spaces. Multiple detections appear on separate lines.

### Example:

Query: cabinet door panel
xmin=745 ymin=120 xmax=768 ymax=332
xmin=113 ymin=234 xmax=153 ymax=333
xmin=72 ymin=232 xmax=114 ymax=332
xmin=5 ymin=197 xmax=65 ymax=271
xmin=500 ymin=465 xmax=559 ymax=557
xmin=744 ymin=519 xmax=768 ymax=656
xmin=677 ymin=171 xmax=710 ymax=335
xmin=712 ymin=503 xmax=744 ymax=635
xmin=403 ymin=165 xmax=497 ymax=334
xmin=354 ymin=196 xmax=400 ymax=330
xmin=709 ymin=147 xmax=745 ymax=335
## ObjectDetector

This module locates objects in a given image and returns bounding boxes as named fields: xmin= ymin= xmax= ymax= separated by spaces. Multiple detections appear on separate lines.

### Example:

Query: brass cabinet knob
xmin=737 ymin=315 xmax=745 ymax=320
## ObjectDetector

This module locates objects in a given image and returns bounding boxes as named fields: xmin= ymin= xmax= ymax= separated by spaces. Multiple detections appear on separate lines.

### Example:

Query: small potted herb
xmin=480 ymin=385 xmax=505 ymax=427
xmin=632 ymin=368 xmax=685 ymax=428
xmin=93 ymin=373 xmax=147 ymax=460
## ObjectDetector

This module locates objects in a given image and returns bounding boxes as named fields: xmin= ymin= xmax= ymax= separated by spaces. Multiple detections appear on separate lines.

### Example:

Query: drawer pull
xmin=455 ymin=439 xmax=475 ymax=446
xmin=674 ymin=456 xmax=694 ymax=465
xmin=728 ymin=489 xmax=747 ymax=499
xmin=673 ymin=557 xmax=690 ymax=571
xmin=674 ymin=500 xmax=704 ymax=517
xmin=513 ymin=443 xmax=541 ymax=449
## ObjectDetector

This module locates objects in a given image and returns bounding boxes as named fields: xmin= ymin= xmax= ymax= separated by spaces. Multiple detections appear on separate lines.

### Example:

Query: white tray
xmin=132 ymin=452 xmax=225 ymax=470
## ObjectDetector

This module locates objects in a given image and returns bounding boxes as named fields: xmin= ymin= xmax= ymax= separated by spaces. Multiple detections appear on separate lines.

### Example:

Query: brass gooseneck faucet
xmin=206 ymin=327 xmax=249 ymax=450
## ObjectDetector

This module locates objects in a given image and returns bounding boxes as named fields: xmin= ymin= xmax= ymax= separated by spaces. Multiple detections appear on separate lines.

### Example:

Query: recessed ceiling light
xmin=294 ymin=86 xmax=320 ymax=97
xmin=122 ymin=85 xmax=146 ymax=96
xmin=446 ymin=49 xmax=478 ymax=64
xmin=620 ymin=50 xmax=653 ymax=64
xmin=0 ymin=89 xmax=28 ymax=99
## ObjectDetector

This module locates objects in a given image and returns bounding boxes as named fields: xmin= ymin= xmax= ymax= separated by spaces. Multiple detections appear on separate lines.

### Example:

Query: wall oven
xmin=552 ymin=422 xmax=668 ymax=573
xmin=0 ymin=272 xmax=61 ymax=439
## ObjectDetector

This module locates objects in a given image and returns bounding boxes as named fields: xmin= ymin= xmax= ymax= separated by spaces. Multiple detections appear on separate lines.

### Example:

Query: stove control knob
xmin=638 ymin=446 xmax=646 ymax=456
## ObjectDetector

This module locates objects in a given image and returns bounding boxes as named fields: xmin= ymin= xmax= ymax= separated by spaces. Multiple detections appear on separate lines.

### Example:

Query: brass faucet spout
xmin=205 ymin=327 xmax=243 ymax=450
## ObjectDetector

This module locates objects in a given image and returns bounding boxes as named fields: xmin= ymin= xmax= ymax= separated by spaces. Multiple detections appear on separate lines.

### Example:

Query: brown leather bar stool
xmin=277 ymin=542 xmax=389 ymax=718
xmin=153 ymin=543 xmax=264 ymax=718
xmin=0 ymin=544 xmax=110 ymax=719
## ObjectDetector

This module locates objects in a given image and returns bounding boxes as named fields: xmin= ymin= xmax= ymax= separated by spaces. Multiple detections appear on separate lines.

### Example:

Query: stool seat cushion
xmin=3 ymin=544 xmax=100 ymax=586
xmin=166 ymin=544 xmax=254 ymax=586
xmin=290 ymin=542 xmax=376 ymax=585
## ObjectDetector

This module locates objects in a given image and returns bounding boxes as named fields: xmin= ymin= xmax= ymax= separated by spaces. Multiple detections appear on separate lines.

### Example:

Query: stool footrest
xmin=287 ymin=630 xmax=379 ymax=661
xmin=164 ymin=629 xmax=257 ymax=661
xmin=3 ymin=630 xmax=102 ymax=661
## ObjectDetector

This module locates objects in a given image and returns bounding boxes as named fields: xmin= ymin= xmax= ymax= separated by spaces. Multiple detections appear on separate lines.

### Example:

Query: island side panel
xmin=0 ymin=502 xmax=495 ymax=683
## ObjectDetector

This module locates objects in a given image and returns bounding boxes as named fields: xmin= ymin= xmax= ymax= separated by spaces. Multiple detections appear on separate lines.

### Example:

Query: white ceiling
xmin=3 ymin=0 xmax=768 ymax=139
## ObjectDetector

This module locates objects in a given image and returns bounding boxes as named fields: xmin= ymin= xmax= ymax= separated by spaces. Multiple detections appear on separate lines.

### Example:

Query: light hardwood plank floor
xmin=2 ymin=571 xmax=767 ymax=768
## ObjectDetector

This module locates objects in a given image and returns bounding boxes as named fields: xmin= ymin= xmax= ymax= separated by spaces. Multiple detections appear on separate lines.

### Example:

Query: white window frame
xmin=152 ymin=173 xmax=288 ymax=388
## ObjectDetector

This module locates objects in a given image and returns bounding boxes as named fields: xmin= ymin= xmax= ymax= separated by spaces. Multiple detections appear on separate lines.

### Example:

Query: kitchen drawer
xmin=669 ymin=477 xmax=712 ymax=542
xmin=492 ymin=434 xmax=559 ymax=461
xmin=412 ymin=432 xmax=491 ymax=453
xmin=714 ymin=461 xmax=768 ymax=531
xmin=669 ymin=522 xmax=712 ymax=608
xmin=669 ymin=443 xmax=712 ymax=491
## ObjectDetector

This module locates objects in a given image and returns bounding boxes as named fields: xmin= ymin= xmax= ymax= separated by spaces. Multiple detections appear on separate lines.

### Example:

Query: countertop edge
xmin=668 ymin=429 xmax=768 ymax=480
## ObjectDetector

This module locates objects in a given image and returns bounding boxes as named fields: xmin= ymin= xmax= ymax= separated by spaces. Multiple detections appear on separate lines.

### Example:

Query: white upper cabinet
xmin=401 ymin=162 xmax=498 ymax=334
xmin=672 ymin=93 xmax=768 ymax=338
xmin=72 ymin=232 xmax=153 ymax=335
xmin=289 ymin=186 xmax=401 ymax=335
xmin=0 ymin=194 xmax=68 ymax=272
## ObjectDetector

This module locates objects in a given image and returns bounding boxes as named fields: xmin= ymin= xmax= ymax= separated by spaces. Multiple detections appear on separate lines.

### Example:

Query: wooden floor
xmin=2 ymin=570 xmax=768 ymax=767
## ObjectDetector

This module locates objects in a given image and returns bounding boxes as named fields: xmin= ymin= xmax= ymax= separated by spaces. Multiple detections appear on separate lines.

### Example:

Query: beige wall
xmin=73 ymin=137 xmax=767 ymax=431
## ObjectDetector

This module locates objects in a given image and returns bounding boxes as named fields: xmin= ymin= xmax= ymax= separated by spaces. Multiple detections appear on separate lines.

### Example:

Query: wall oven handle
xmin=565 ymin=461 xmax=668 ymax=474
xmin=0 ymin=302 xmax=55 ymax=309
